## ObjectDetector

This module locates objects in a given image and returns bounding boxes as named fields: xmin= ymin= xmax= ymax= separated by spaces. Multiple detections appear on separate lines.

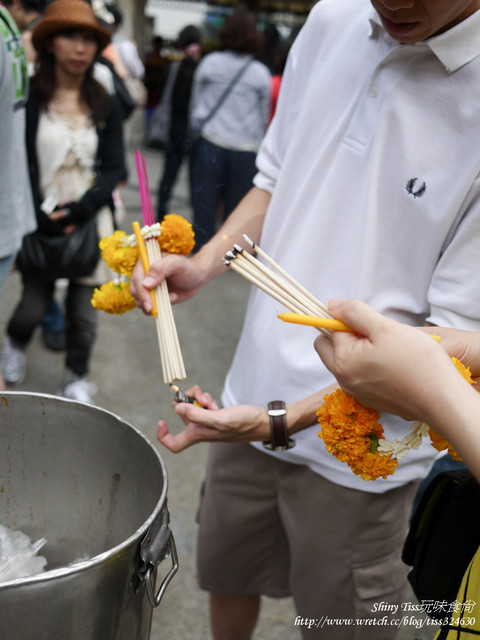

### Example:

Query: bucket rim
xmin=0 ymin=391 xmax=169 ymax=589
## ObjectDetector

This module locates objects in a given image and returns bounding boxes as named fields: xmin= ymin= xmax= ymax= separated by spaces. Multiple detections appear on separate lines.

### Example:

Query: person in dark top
xmin=156 ymin=24 xmax=202 ymax=222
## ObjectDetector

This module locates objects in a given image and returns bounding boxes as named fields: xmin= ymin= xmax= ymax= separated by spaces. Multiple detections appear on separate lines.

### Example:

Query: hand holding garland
xmin=314 ymin=299 xmax=480 ymax=482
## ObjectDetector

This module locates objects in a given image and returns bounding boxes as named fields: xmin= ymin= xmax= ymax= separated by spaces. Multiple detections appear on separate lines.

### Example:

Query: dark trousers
xmin=190 ymin=137 xmax=258 ymax=250
xmin=7 ymin=276 xmax=97 ymax=377
xmin=157 ymin=134 xmax=192 ymax=221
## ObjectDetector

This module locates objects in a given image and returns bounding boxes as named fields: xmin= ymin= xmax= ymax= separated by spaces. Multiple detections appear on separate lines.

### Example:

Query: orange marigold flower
xmin=91 ymin=281 xmax=136 ymax=314
xmin=350 ymin=450 xmax=398 ymax=481
xmin=99 ymin=231 xmax=139 ymax=278
xmin=428 ymin=427 xmax=462 ymax=461
xmin=158 ymin=214 xmax=195 ymax=255
xmin=317 ymin=389 xmax=397 ymax=480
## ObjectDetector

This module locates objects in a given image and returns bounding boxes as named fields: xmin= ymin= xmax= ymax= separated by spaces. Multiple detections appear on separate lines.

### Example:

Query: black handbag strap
xmin=199 ymin=58 xmax=253 ymax=132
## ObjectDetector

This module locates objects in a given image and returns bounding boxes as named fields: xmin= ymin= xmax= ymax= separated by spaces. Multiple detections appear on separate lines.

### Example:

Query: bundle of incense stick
xmin=135 ymin=150 xmax=186 ymax=384
xmin=223 ymin=235 xmax=334 ymax=337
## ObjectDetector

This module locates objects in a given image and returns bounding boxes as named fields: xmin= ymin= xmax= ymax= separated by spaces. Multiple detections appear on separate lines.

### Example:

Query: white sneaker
xmin=61 ymin=374 xmax=97 ymax=404
xmin=1 ymin=337 xmax=26 ymax=384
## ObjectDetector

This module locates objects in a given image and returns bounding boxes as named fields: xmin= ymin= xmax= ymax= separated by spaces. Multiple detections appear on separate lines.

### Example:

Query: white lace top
xmin=37 ymin=107 xmax=97 ymax=205
xmin=36 ymin=106 xmax=115 ymax=284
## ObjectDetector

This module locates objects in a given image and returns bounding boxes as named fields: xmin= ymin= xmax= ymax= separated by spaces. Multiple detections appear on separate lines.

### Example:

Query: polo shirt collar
xmin=368 ymin=7 xmax=480 ymax=72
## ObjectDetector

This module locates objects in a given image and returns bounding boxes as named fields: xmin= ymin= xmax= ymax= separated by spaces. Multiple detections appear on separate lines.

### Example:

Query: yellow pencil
xmin=278 ymin=312 xmax=353 ymax=332
xmin=132 ymin=221 xmax=157 ymax=318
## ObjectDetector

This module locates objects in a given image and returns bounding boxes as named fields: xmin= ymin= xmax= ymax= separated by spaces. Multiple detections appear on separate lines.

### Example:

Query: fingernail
xmin=327 ymin=298 xmax=342 ymax=311
xmin=143 ymin=276 xmax=155 ymax=288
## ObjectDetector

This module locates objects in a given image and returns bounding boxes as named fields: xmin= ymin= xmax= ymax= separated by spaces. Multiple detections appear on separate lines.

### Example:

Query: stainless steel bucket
xmin=0 ymin=392 xmax=178 ymax=640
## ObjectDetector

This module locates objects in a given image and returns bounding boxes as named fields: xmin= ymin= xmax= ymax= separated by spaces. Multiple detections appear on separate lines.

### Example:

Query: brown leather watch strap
xmin=263 ymin=401 xmax=295 ymax=451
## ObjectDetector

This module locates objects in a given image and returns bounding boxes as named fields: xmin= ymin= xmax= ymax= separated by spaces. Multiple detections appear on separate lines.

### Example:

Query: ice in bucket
xmin=0 ymin=524 xmax=47 ymax=582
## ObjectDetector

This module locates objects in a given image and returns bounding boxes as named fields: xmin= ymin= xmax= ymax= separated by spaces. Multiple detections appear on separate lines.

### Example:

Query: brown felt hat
xmin=32 ymin=0 xmax=111 ymax=52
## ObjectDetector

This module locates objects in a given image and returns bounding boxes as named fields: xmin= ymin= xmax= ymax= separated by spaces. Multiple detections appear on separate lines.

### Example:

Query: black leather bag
xmin=402 ymin=468 xmax=480 ymax=620
xmin=16 ymin=218 xmax=100 ymax=280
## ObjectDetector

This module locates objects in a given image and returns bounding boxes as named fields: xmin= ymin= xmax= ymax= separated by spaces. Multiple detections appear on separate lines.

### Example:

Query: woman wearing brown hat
xmin=1 ymin=0 xmax=127 ymax=403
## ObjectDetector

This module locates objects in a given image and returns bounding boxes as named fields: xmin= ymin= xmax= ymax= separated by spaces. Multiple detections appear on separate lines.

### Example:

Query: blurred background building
xmin=116 ymin=0 xmax=315 ymax=53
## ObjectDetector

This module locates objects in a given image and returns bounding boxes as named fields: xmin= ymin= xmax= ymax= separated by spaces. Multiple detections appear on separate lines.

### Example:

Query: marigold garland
xmin=92 ymin=215 xmax=195 ymax=314
xmin=99 ymin=231 xmax=139 ymax=278
xmin=158 ymin=214 xmax=195 ymax=255
xmin=351 ymin=450 xmax=398 ymax=482
xmin=317 ymin=355 xmax=477 ymax=480
xmin=317 ymin=389 xmax=398 ymax=481
xmin=91 ymin=281 xmax=136 ymax=314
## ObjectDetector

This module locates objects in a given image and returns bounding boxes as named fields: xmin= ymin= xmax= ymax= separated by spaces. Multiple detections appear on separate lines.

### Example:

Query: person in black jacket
xmin=157 ymin=24 xmax=202 ymax=222
xmin=0 ymin=0 xmax=126 ymax=403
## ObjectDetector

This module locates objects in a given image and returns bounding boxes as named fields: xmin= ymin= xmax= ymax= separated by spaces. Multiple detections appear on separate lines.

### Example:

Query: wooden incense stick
xmin=223 ymin=239 xmax=334 ymax=337
xmin=233 ymin=245 xmax=330 ymax=318
xmin=135 ymin=151 xmax=186 ymax=384
xmin=243 ymin=234 xmax=330 ymax=315
xmin=147 ymin=238 xmax=186 ymax=383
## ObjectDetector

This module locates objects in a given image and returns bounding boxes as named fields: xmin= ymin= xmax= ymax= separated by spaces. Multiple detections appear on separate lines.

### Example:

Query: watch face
xmin=268 ymin=409 xmax=287 ymax=417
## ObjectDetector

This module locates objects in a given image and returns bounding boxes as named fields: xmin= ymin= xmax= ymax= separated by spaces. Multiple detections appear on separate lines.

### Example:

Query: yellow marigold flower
xmin=158 ymin=214 xmax=195 ymax=255
xmin=452 ymin=357 xmax=476 ymax=385
xmin=317 ymin=389 xmax=397 ymax=480
xmin=91 ymin=281 xmax=136 ymax=314
xmin=99 ymin=231 xmax=139 ymax=277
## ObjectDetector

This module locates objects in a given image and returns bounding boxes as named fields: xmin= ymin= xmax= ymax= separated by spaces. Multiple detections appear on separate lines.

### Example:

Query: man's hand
xmin=156 ymin=385 xmax=270 ymax=452
xmin=130 ymin=253 xmax=206 ymax=314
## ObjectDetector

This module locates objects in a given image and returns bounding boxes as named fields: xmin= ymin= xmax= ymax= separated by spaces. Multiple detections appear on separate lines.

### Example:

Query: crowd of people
xmin=0 ymin=0 xmax=128 ymax=402
xmin=3 ymin=1 xmax=480 ymax=640
xmin=147 ymin=9 xmax=295 ymax=249
xmin=0 ymin=0 xmax=294 ymax=399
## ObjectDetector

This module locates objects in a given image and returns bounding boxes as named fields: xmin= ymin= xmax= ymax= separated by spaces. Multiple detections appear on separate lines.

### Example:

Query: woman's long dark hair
xmin=31 ymin=31 xmax=110 ymax=123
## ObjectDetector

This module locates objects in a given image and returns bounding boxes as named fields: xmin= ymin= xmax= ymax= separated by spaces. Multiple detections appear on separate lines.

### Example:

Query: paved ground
xmin=0 ymin=111 xmax=436 ymax=640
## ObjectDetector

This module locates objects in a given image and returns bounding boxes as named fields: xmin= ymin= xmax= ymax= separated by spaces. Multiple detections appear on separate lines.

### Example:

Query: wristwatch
xmin=263 ymin=400 xmax=295 ymax=451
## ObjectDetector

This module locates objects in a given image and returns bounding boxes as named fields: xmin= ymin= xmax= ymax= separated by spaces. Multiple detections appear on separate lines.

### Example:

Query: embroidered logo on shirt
xmin=406 ymin=178 xmax=426 ymax=198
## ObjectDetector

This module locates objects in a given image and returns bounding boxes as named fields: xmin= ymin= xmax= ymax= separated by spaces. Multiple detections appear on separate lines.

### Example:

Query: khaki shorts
xmin=197 ymin=443 xmax=418 ymax=640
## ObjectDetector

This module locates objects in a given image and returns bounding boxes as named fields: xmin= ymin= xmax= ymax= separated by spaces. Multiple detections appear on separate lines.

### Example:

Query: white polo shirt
xmin=222 ymin=0 xmax=480 ymax=492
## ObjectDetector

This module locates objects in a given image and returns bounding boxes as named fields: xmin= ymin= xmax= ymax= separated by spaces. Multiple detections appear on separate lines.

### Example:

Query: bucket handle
xmin=144 ymin=534 xmax=178 ymax=608
xmin=137 ymin=502 xmax=179 ymax=608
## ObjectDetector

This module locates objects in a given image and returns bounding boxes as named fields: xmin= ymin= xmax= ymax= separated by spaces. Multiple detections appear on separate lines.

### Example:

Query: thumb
xmin=328 ymin=299 xmax=386 ymax=339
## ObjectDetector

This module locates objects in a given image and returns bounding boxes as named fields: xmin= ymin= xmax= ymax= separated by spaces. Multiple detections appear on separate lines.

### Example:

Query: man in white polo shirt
xmin=132 ymin=0 xmax=480 ymax=638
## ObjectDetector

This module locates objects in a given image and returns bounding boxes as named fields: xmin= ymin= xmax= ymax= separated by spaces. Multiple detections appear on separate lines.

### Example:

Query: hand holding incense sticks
xmin=135 ymin=151 xmax=186 ymax=384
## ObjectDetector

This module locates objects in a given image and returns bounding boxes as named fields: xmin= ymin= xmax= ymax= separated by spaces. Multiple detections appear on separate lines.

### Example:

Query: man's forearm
xmin=287 ymin=383 xmax=338 ymax=435
xmin=193 ymin=186 xmax=272 ymax=284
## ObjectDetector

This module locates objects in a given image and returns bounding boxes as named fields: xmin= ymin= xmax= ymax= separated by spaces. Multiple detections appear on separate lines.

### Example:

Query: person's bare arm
xmin=156 ymin=382 xmax=338 ymax=453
